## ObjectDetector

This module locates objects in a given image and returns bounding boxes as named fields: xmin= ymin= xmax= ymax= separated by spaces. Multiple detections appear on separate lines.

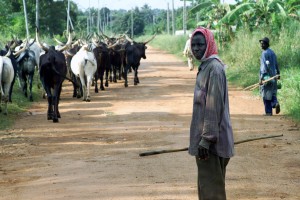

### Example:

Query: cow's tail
xmin=0 ymin=56 xmax=4 ymax=96
xmin=51 ymin=65 xmax=79 ymax=87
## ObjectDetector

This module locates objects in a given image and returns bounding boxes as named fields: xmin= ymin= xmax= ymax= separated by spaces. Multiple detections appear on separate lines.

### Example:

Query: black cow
xmin=15 ymin=46 xmax=37 ymax=102
xmin=92 ymin=42 xmax=111 ymax=92
xmin=109 ymin=41 xmax=125 ymax=83
xmin=123 ymin=34 xmax=156 ymax=87
xmin=123 ymin=35 xmax=156 ymax=87
xmin=36 ymin=29 xmax=72 ymax=123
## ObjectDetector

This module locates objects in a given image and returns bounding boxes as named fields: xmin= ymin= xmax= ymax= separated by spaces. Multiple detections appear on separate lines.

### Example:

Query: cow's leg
xmin=46 ymin=94 xmax=53 ymax=120
xmin=52 ymin=89 xmax=59 ymax=123
xmin=52 ymin=82 xmax=63 ymax=122
xmin=124 ymin=65 xmax=129 ymax=87
xmin=75 ymin=77 xmax=82 ymax=99
xmin=8 ymin=74 xmax=16 ymax=103
xmin=136 ymin=67 xmax=140 ymax=83
xmin=109 ymin=67 xmax=113 ymax=83
xmin=86 ymin=76 xmax=92 ymax=102
xmin=79 ymin=75 xmax=87 ymax=101
xmin=100 ymin=76 xmax=105 ymax=90
xmin=113 ymin=65 xmax=117 ymax=83
xmin=119 ymin=64 xmax=123 ymax=80
xmin=105 ymin=69 xmax=109 ymax=87
xmin=94 ymin=73 xmax=99 ymax=93
xmin=72 ymin=74 xmax=78 ymax=98
xmin=134 ymin=69 xmax=139 ymax=85
xmin=3 ymin=95 xmax=8 ymax=115
xmin=29 ymin=74 xmax=34 ymax=102
xmin=2 ymin=84 xmax=10 ymax=115
xmin=21 ymin=73 xmax=28 ymax=98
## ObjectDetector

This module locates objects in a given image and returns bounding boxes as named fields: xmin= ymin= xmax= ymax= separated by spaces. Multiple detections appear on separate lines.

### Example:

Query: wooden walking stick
xmin=243 ymin=75 xmax=279 ymax=91
xmin=139 ymin=134 xmax=283 ymax=157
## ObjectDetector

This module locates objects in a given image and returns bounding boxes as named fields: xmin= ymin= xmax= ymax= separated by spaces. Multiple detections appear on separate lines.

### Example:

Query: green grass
xmin=0 ymin=75 xmax=43 ymax=130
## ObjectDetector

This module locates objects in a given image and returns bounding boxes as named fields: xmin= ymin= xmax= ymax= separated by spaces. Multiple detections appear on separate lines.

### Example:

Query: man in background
xmin=183 ymin=34 xmax=194 ymax=71
xmin=259 ymin=37 xmax=280 ymax=116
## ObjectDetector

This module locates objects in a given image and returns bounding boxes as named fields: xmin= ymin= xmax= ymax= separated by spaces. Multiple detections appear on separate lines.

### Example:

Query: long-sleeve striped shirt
xmin=189 ymin=58 xmax=234 ymax=158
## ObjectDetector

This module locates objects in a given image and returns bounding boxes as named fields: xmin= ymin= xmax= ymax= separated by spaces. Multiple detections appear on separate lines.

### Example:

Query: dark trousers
xmin=263 ymin=95 xmax=278 ymax=114
xmin=196 ymin=153 xmax=230 ymax=200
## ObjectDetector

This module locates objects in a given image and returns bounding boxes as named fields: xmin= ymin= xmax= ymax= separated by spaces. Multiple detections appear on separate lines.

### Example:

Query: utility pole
xmin=183 ymin=0 xmax=187 ymax=35
xmin=167 ymin=2 xmax=170 ymax=35
xmin=89 ymin=0 xmax=92 ymax=33
xmin=180 ymin=0 xmax=192 ymax=34
xmin=131 ymin=8 xmax=134 ymax=38
xmin=87 ymin=17 xmax=89 ymax=34
xmin=102 ymin=6 xmax=106 ymax=32
xmin=97 ymin=0 xmax=100 ymax=33
xmin=36 ymin=0 xmax=39 ymax=29
xmin=22 ymin=0 xmax=30 ymax=39
xmin=172 ymin=0 xmax=175 ymax=35
xmin=106 ymin=13 xmax=109 ymax=31
xmin=67 ymin=0 xmax=70 ymax=32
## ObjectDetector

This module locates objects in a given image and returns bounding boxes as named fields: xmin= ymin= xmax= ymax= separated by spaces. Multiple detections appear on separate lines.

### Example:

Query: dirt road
xmin=0 ymin=46 xmax=299 ymax=200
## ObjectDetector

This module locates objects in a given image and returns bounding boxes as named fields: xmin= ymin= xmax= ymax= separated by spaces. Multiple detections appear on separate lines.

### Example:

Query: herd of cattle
xmin=0 ymin=29 xmax=156 ymax=122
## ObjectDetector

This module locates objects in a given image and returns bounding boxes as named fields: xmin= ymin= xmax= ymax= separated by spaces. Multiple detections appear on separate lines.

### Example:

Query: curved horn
xmin=4 ymin=49 xmax=11 ymax=57
xmin=107 ymin=40 xmax=120 ymax=49
xmin=65 ymin=50 xmax=75 ymax=57
xmin=71 ymin=39 xmax=80 ymax=48
xmin=124 ymin=34 xmax=134 ymax=44
xmin=99 ymin=29 xmax=110 ymax=40
xmin=54 ymin=37 xmax=65 ymax=46
xmin=95 ymin=32 xmax=105 ymax=41
xmin=36 ymin=28 xmax=49 ymax=52
xmin=92 ymin=38 xmax=99 ymax=47
xmin=144 ymin=33 xmax=157 ymax=44
xmin=58 ymin=31 xmax=72 ymax=52
xmin=8 ymin=40 xmax=17 ymax=50
xmin=28 ymin=38 xmax=36 ymax=48
xmin=13 ymin=40 xmax=27 ymax=57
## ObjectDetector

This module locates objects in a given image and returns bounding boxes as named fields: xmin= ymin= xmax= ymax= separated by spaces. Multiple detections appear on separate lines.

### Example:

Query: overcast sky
xmin=72 ymin=0 xmax=235 ymax=11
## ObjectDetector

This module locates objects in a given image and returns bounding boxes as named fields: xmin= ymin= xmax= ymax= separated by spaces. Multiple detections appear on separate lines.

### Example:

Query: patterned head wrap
xmin=190 ymin=27 xmax=227 ymax=68
xmin=191 ymin=26 xmax=218 ymax=62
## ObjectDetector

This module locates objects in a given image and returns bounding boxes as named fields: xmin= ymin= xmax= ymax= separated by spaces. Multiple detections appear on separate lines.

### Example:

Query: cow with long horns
xmin=123 ymin=34 xmax=156 ymax=87
xmin=36 ymin=28 xmax=72 ymax=122
xmin=14 ymin=40 xmax=37 ymax=101
xmin=71 ymin=44 xmax=97 ymax=102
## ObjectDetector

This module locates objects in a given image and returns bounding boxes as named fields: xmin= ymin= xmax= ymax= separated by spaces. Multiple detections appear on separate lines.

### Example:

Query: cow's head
xmin=135 ymin=42 xmax=147 ymax=59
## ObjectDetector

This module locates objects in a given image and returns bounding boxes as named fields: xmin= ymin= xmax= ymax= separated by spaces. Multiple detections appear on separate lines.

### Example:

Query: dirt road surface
xmin=1 ymin=46 xmax=299 ymax=200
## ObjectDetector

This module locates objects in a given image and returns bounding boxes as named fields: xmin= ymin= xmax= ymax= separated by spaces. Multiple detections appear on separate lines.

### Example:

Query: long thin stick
xmin=243 ymin=75 xmax=279 ymax=91
xmin=139 ymin=134 xmax=283 ymax=157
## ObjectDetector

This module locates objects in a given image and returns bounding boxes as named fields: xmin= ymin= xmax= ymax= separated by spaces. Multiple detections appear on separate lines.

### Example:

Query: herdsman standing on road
xmin=189 ymin=27 xmax=235 ymax=200
xmin=259 ymin=37 xmax=281 ymax=116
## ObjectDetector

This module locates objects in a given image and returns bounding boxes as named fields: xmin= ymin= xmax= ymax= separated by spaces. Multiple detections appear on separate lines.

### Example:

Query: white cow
xmin=15 ymin=39 xmax=42 ymax=70
xmin=0 ymin=52 xmax=14 ymax=115
xmin=71 ymin=44 xmax=97 ymax=102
